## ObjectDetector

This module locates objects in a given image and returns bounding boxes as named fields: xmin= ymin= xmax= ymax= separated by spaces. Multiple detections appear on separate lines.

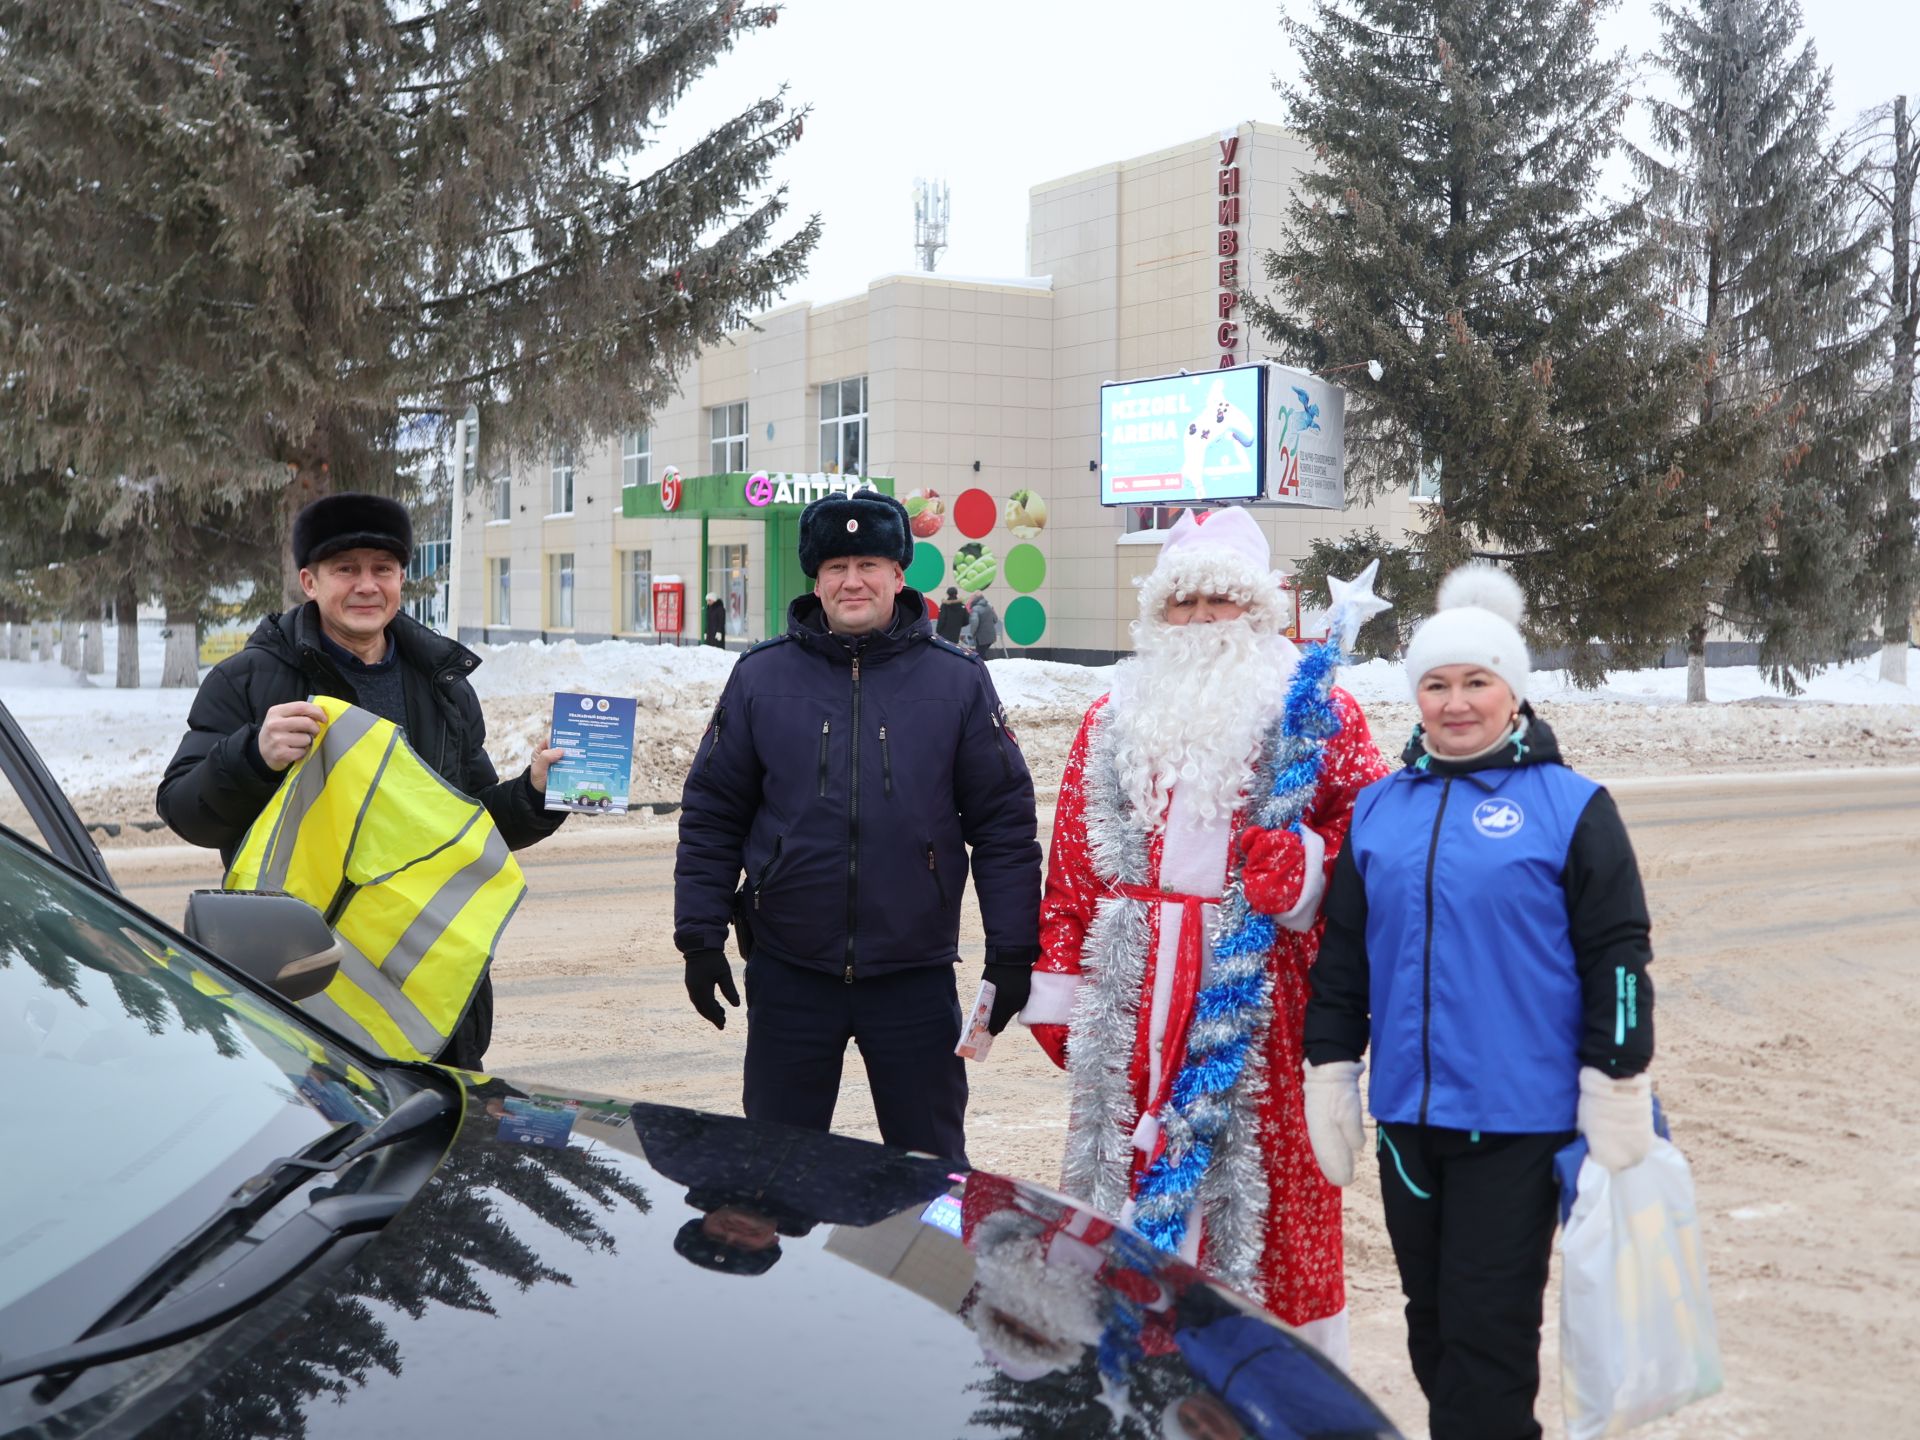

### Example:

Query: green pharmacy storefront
xmin=623 ymin=472 xmax=1052 ymax=647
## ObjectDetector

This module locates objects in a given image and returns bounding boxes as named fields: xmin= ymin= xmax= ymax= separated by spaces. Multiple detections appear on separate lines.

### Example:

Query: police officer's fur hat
xmin=798 ymin=489 xmax=913 ymax=578
xmin=672 ymin=1216 xmax=783 ymax=1277
xmin=293 ymin=492 xmax=413 ymax=570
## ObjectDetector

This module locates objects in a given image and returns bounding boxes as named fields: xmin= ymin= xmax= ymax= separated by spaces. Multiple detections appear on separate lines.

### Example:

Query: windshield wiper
xmin=0 ymin=1087 xmax=455 ymax=1389
xmin=229 ymin=1086 xmax=454 ymax=1204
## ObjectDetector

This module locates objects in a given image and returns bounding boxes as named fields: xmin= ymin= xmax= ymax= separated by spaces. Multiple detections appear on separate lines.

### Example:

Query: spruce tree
xmin=0 ymin=470 xmax=281 ymax=686
xmin=0 ymin=1 xmax=817 ymax=599
xmin=1637 ymin=0 xmax=1883 ymax=699
xmin=1250 ymin=0 xmax=1721 ymax=684
xmin=1835 ymin=96 xmax=1920 ymax=685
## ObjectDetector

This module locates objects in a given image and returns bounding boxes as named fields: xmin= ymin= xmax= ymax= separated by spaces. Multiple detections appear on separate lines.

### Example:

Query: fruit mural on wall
xmin=905 ymin=487 xmax=945 ymax=538
xmin=908 ymin=485 xmax=1049 ymax=646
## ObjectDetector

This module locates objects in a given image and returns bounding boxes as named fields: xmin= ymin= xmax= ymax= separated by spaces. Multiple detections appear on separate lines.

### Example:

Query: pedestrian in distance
xmin=673 ymin=488 xmax=1041 ymax=1164
xmin=704 ymin=591 xmax=727 ymax=649
xmin=936 ymin=585 xmax=969 ymax=645
xmin=1302 ymin=563 xmax=1658 ymax=1440
xmin=1020 ymin=507 xmax=1388 ymax=1364
xmin=961 ymin=591 xmax=1001 ymax=661
xmin=156 ymin=492 xmax=566 ymax=1068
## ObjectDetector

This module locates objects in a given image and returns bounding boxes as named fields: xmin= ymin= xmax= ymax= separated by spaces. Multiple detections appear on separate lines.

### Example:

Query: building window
xmin=462 ymin=415 xmax=479 ymax=496
xmin=489 ymin=558 xmax=511 ymax=626
xmin=1124 ymin=505 xmax=1187 ymax=535
xmin=709 ymin=402 xmax=748 ymax=473
xmin=549 ymin=444 xmax=575 ymax=515
xmin=708 ymin=543 xmax=748 ymax=638
xmin=622 ymin=429 xmax=651 ymax=489
xmin=819 ymin=377 xmax=867 ymax=476
xmin=407 ymin=530 xmax=451 ymax=632
xmin=547 ymin=552 xmax=575 ymax=630
xmin=1411 ymin=454 xmax=1442 ymax=502
xmin=490 ymin=474 xmax=511 ymax=522
xmin=621 ymin=549 xmax=654 ymax=634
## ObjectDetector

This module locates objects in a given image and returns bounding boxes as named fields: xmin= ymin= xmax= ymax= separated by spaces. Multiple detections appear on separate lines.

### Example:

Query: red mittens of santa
xmin=1031 ymin=1023 xmax=1070 ymax=1071
xmin=1239 ymin=825 xmax=1308 ymax=916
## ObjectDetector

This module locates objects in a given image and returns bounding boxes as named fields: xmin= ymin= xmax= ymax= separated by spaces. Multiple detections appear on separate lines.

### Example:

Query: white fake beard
xmin=1109 ymin=618 xmax=1295 ymax=832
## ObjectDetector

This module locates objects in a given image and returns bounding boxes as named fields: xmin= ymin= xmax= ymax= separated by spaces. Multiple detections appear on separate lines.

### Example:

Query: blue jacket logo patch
xmin=1472 ymin=797 xmax=1525 ymax=838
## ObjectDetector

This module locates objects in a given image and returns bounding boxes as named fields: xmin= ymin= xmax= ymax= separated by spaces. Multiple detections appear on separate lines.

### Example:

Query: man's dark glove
xmin=684 ymin=950 xmax=740 ymax=1029
xmin=983 ymin=961 xmax=1034 ymax=1036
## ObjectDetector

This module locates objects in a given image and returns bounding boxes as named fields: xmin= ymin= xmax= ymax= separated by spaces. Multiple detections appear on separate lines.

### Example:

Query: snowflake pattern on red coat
xmin=1030 ymin=688 xmax=1388 ymax=1325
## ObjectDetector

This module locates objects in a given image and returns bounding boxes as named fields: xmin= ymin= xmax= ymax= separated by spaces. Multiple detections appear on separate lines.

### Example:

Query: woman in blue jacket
xmin=1301 ymin=564 xmax=1656 ymax=1440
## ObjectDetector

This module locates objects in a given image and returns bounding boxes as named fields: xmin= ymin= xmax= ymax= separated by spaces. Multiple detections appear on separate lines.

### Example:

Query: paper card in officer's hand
xmin=956 ymin=978 xmax=996 ymax=1061
xmin=544 ymin=691 xmax=638 ymax=814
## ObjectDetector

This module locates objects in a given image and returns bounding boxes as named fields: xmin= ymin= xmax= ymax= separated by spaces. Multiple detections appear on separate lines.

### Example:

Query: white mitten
xmin=1577 ymin=1066 xmax=1654 ymax=1171
xmin=1302 ymin=1060 xmax=1366 ymax=1187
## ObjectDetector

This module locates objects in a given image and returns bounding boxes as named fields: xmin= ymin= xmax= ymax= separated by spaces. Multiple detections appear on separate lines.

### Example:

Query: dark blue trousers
xmin=742 ymin=953 xmax=969 ymax=1165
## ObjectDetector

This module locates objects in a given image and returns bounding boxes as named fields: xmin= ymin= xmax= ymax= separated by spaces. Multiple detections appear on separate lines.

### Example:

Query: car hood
xmin=16 ymin=1072 xmax=1399 ymax=1440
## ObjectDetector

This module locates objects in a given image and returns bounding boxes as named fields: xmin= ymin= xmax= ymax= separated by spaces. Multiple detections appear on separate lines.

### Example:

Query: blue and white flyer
xmin=544 ymin=691 xmax=638 ymax=814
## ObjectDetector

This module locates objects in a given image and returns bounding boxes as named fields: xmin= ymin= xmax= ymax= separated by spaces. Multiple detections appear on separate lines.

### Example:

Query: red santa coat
xmin=1020 ymin=688 xmax=1387 ymax=1331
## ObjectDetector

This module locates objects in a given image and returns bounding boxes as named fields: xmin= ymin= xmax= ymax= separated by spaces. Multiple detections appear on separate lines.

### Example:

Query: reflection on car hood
xmin=21 ymin=1073 xmax=1401 ymax=1440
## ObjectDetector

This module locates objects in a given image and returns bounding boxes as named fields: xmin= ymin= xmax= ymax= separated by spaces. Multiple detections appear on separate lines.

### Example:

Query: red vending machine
xmin=651 ymin=579 xmax=685 ymax=637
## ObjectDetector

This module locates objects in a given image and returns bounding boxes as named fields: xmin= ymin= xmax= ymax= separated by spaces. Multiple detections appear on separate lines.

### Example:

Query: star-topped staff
xmin=1323 ymin=558 xmax=1392 ymax=653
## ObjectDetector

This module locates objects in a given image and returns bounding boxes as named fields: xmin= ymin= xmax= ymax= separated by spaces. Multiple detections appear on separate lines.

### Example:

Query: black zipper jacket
xmin=673 ymin=588 xmax=1041 ymax=980
xmin=156 ymin=603 xmax=563 ymax=866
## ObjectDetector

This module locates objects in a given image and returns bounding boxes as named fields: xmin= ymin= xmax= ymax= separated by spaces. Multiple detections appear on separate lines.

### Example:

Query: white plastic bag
xmin=1558 ymin=1136 xmax=1723 ymax=1440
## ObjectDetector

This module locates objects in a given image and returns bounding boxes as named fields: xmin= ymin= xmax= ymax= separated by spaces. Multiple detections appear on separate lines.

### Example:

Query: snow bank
xmin=4 ymin=635 xmax=1917 ymax=830
xmin=470 ymin=637 xmax=737 ymax=707
xmin=0 ymin=677 xmax=194 ymax=797
xmin=983 ymin=657 xmax=1115 ymax=713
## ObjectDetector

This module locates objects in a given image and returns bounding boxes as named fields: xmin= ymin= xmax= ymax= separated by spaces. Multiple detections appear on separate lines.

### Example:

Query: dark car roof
xmin=17 ymin=1074 xmax=1396 ymax=1440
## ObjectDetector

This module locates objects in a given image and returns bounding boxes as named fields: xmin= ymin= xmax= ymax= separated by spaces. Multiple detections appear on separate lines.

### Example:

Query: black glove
xmin=982 ymin=960 xmax=1034 ymax=1036
xmin=684 ymin=949 xmax=740 ymax=1030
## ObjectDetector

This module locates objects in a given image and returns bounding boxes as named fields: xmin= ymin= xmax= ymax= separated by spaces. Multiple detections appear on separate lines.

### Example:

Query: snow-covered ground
xmin=4 ymin=633 xmax=1917 ymax=833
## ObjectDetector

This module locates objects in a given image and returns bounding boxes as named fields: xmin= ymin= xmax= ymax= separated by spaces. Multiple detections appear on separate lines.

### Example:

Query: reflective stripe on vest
xmin=225 ymin=695 xmax=527 ymax=1063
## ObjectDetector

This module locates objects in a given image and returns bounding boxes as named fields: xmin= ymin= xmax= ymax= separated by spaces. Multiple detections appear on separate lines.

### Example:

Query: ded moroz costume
xmin=1019 ymin=507 xmax=1390 ymax=1365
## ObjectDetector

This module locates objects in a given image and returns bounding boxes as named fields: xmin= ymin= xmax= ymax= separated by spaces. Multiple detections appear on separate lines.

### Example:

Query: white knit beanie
xmin=1402 ymin=564 xmax=1531 ymax=702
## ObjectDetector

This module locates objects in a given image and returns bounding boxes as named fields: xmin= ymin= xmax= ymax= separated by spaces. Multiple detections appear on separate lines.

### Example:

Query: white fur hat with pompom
xmin=1402 ymin=564 xmax=1531 ymax=702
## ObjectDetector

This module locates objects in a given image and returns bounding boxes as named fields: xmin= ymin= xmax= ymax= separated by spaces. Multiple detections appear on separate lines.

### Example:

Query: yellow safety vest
xmin=226 ymin=695 xmax=527 ymax=1063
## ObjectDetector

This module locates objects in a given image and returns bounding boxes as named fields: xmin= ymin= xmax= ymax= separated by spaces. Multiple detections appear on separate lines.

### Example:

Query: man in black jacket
xmin=157 ymin=492 xmax=565 ymax=1067
xmin=674 ymin=489 xmax=1041 ymax=1163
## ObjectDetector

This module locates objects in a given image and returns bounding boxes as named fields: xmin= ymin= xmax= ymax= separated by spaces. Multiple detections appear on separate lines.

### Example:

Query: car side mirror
xmin=185 ymin=890 xmax=341 ymax=1003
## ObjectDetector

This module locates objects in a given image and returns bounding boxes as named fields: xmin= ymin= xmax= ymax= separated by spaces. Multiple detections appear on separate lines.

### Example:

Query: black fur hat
xmin=672 ymin=1216 xmax=783 ymax=1277
xmin=292 ymin=492 xmax=413 ymax=569
xmin=797 ymin=489 xmax=913 ymax=578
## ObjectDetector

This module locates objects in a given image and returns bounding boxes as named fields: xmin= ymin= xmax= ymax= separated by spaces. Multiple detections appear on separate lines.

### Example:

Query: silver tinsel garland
xmin=1058 ymin=705 xmax=1290 ymax=1302
xmin=1061 ymin=706 xmax=1152 ymax=1218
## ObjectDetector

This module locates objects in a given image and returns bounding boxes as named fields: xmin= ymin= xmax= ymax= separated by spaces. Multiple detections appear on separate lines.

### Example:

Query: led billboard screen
xmin=1099 ymin=365 xmax=1265 ymax=505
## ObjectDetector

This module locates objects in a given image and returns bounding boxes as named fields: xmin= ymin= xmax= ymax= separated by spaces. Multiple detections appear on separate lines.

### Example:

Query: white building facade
xmin=451 ymin=123 xmax=1428 ymax=661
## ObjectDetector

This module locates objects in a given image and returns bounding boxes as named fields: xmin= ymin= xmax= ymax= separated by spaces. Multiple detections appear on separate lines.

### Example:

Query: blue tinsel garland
xmin=1129 ymin=627 xmax=1351 ymax=1255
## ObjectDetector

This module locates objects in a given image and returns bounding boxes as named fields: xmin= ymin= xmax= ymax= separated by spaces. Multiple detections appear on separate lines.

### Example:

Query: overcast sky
xmin=653 ymin=0 xmax=1917 ymax=308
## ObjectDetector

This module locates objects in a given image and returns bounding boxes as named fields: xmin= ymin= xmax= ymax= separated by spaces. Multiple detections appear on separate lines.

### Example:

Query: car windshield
xmin=0 ymin=828 xmax=392 ymax=1345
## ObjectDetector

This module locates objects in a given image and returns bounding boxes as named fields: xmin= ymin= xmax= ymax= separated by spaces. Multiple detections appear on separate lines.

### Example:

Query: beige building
xmin=451 ymin=122 xmax=1428 ymax=661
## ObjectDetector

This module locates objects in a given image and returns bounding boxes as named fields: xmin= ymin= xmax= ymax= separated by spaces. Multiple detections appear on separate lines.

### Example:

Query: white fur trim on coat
xmin=1273 ymin=825 xmax=1328 ymax=933
xmin=1019 ymin=969 xmax=1084 ymax=1026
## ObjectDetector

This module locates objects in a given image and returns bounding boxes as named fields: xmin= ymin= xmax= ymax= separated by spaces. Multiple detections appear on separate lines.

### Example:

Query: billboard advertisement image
xmin=1265 ymin=363 xmax=1346 ymax=510
xmin=1099 ymin=365 xmax=1265 ymax=505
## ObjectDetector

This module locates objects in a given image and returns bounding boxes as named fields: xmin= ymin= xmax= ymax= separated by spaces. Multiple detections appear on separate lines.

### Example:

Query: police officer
xmin=674 ymin=489 xmax=1041 ymax=1163
xmin=157 ymin=491 xmax=566 ymax=1067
